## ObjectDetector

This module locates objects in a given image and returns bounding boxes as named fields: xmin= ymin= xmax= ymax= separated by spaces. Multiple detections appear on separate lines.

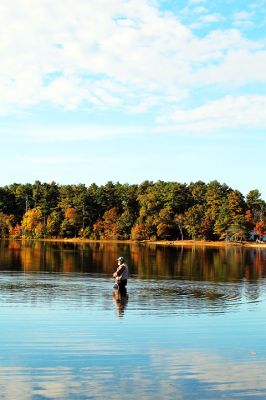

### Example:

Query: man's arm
xmin=116 ymin=264 xmax=125 ymax=277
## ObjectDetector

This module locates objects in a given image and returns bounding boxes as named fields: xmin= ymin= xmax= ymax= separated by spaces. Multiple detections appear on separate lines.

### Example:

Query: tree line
xmin=0 ymin=180 xmax=266 ymax=241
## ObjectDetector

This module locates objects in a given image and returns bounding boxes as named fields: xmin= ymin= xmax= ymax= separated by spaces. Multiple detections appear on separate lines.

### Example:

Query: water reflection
xmin=1 ymin=350 xmax=266 ymax=400
xmin=113 ymin=289 xmax=129 ymax=317
xmin=1 ymin=240 xmax=266 ymax=283
xmin=1 ymin=240 xmax=266 ymax=312
xmin=0 ymin=241 xmax=266 ymax=399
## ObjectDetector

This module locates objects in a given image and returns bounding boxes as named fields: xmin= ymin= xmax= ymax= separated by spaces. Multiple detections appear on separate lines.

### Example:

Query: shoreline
xmin=10 ymin=238 xmax=266 ymax=249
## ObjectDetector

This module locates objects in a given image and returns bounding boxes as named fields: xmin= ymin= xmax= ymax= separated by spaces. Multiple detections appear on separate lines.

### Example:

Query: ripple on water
xmin=126 ymin=278 xmax=251 ymax=316
xmin=0 ymin=272 xmax=266 ymax=399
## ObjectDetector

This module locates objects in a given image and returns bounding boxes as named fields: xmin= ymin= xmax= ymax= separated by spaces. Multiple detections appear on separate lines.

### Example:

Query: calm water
xmin=0 ymin=240 xmax=266 ymax=400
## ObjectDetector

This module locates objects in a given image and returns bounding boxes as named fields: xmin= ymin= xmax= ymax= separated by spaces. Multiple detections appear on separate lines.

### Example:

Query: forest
xmin=0 ymin=180 xmax=266 ymax=242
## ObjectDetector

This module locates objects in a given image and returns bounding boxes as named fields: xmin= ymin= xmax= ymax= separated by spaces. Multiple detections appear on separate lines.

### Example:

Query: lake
xmin=0 ymin=240 xmax=266 ymax=399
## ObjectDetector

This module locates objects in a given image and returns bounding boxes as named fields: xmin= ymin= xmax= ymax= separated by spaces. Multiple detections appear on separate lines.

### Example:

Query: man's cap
xmin=117 ymin=256 xmax=125 ymax=262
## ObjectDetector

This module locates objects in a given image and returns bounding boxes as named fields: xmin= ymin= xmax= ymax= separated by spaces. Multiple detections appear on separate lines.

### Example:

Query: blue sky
xmin=1 ymin=0 xmax=266 ymax=198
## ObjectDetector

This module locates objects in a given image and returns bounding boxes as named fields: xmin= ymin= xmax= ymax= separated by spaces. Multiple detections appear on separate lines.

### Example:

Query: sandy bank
xmin=38 ymin=238 xmax=266 ymax=248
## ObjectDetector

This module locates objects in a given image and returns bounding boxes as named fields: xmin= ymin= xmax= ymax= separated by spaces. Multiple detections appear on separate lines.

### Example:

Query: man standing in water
xmin=113 ymin=256 xmax=129 ymax=290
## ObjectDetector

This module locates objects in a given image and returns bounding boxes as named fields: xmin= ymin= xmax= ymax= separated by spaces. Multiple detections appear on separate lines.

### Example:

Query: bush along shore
xmin=0 ymin=180 xmax=266 ymax=243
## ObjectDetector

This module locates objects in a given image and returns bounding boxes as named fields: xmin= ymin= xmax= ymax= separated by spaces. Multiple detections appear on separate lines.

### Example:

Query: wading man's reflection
xmin=113 ymin=288 xmax=129 ymax=317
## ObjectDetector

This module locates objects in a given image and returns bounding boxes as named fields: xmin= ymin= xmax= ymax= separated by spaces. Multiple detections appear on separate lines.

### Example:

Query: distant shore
xmin=35 ymin=238 xmax=266 ymax=248
xmin=149 ymin=240 xmax=266 ymax=248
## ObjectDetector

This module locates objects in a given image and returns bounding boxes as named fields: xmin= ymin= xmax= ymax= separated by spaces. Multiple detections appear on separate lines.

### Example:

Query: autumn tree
xmin=202 ymin=180 xmax=231 ymax=239
xmin=226 ymin=217 xmax=249 ymax=242
xmin=155 ymin=207 xmax=176 ymax=240
xmin=254 ymin=221 xmax=266 ymax=240
xmin=9 ymin=224 xmax=22 ymax=238
xmin=188 ymin=181 xmax=207 ymax=205
xmin=94 ymin=181 xmax=123 ymax=216
xmin=93 ymin=208 xmax=119 ymax=239
xmin=214 ymin=190 xmax=247 ymax=240
xmin=205 ymin=180 xmax=230 ymax=221
xmin=101 ymin=207 xmax=119 ymax=239
xmin=163 ymin=182 xmax=193 ymax=214
xmin=60 ymin=208 xmax=79 ymax=238
xmin=135 ymin=183 xmax=163 ymax=240
xmin=246 ymin=189 xmax=266 ymax=223
xmin=22 ymin=207 xmax=44 ymax=238
xmin=1 ymin=179 xmax=266 ymax=242
xmin=46 ymin=210 xmax=63 ymax=238
xmin=184 ymin=205 xmax=206 ymax=240
xmin=131 ymin=223 xmax=150 ymax=241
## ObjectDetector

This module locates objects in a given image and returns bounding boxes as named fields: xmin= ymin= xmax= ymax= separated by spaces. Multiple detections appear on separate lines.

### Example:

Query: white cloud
xmin=0 ymin=0 xmax=192 ymax=114
xmin=7 ymin=93 xmax=265 ymax=144
xmin=188 ymin=0 xmax=207 ymax=4
xmin=234 ymin=20 xmax=254 ymax=28
xmin=191 ymin=49 xmax=266 ymax=86
xmin=0 ymin=0 xmax=265 ymax=117
xmin=188 ymin=10 xmax=224 ymax=30
xmin=150 ymin=349 xmax=266 ymax=394
xmin=234 ymin=11 xmax=253 ymax=20
xmin=10 ymin=123 xmax=146 ymax=143
xmin=233 ymin=10 xmax=254 ymax=28
xmin=158 ymin=95 xmax=266 ymax=132
xmin=193 ymin=6 xmax=208 ymax=14
xmin=200 ymin=13 xmax=223 ymax=23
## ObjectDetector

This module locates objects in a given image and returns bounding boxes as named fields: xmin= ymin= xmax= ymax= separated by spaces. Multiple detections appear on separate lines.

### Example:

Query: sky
xmin=1 ymin=0 xmax=266 ymax=198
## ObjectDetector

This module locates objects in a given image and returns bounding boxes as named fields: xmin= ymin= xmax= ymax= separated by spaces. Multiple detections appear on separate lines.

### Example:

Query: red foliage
xmin=9 ymin=224 xmax=22 ymax=238
xmin=254 ymin=220 xmax=266 ymax=238
xmin=245 ymin=210 xmax=253 ymax=223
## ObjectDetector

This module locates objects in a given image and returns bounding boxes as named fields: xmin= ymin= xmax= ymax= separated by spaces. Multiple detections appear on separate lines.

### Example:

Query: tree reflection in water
xmin=1 ymin=240 xmax=266 ymax=294
xmin=0 ymin=241 xmax=266 ymax=399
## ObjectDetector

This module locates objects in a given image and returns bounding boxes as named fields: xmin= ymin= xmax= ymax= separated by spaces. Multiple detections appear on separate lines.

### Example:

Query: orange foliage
xmin=9 ymin=224 xmax=22 ymax=238
xmin=93 ymin=208 xmax=119 ymax=239
xmin=21 ymin=207 xmax=44 ymax=238
xmin=131 ymin=223 xmax=149 ymax=240
xmin=65 ymin=208 xmax=77 ymax=221
xmin=245 ymin=210 xmax=253 ymax=223
xmin=254 ymin=220 xmax=266 ymax=238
